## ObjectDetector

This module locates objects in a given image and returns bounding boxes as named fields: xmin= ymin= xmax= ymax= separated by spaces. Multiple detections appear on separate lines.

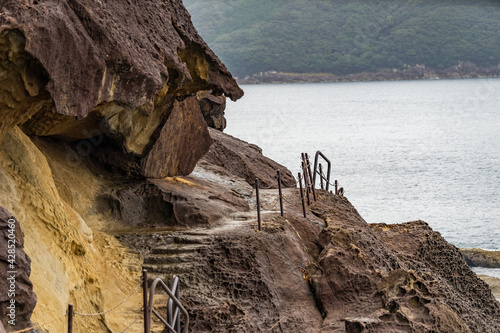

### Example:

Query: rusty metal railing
xmin=312 ymin=151 xmax=331 ymax=191
xmin=143 ymin=270 xmax=189 ymax=333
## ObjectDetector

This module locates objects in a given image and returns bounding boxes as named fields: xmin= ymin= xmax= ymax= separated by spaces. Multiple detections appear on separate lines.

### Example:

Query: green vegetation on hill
xmin=183 ymin=0 xmax=500 ymax=78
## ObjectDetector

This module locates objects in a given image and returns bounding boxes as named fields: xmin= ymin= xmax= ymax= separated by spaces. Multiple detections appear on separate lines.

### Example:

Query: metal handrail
xmin=312 ymin=151 xmax=331 ymax=191
xmin=147 ymin=276 xmax=189 ymax=333
xmin=168 ymin=276 xmax=181 ymax=333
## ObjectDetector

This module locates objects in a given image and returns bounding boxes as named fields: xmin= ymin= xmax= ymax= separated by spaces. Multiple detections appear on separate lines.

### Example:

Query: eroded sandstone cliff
xmin=0 ymin=1 xmax=499 ymax=333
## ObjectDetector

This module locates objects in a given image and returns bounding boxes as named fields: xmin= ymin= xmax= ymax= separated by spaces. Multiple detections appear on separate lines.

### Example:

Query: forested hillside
xmin=183 ymin=0 xmax=500 ymax=78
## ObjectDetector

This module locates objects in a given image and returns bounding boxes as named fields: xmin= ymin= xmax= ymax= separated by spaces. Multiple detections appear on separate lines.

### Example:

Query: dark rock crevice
xmin=0 ymin=29 xmax=52 ymax=140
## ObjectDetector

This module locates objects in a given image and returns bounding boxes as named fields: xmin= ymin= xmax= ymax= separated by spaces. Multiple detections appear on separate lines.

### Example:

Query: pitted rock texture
xmin=370 ymin=221 xmax=500 ymax=333
xmin=306 ymin=195 xmax=500 ymax=332
xmin=0 ymin=207 xmax=36 ymax=332
xmin=199 ymin=128 xmax=296 ymax=189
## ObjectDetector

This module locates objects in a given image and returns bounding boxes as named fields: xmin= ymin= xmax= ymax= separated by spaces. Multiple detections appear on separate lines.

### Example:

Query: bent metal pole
xmin=302 ymin=160 xmax=311 ymax=205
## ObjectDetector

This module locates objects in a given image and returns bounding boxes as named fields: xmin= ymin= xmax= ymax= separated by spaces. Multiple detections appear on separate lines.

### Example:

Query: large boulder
xmin=0 ymin=0 xmax=243 ymax=177
xmin=141 ymin=96 xmax=213 ymax=178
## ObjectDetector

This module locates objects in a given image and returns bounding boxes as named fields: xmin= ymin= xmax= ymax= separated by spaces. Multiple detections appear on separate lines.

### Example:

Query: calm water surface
xmin=225 ymin=78 xmax=500 ymax=250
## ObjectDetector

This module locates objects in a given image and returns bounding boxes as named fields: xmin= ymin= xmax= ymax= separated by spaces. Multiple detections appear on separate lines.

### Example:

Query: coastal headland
xmin=0 ymin=1 xmax=499 ymax=332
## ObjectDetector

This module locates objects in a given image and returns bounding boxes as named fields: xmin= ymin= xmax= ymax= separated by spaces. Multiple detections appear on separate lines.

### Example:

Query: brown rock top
xmin=0 ymin=0 xmax=243 ymax=178
xmin=0 ymin=0 xmax=242 ymax=120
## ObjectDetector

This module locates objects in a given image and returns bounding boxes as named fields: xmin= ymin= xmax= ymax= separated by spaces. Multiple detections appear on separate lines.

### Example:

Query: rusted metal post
xmin=301 ymin=161 xmax=311 ymax=205
xmin=305 ymin=153 xmax=317 ymax=201
xmin=298 ymin=173 xmax=307 ymax=218
xmin=301 ymin=154 xmax=309 ymax=192
xmin=67 ymin=304 xmax=73 ymax=333
xmin=143 ymin=269 xmax=150 ymax=333
xmin=256 ymin=178 xmax=261 ymax=231
xmin=277 ymin=170 xmax=284 ymax=216
xmin=319 ymin=163 xmax=324 ymax=190
xmin=335 ymin=180 xmax=338 ymax=195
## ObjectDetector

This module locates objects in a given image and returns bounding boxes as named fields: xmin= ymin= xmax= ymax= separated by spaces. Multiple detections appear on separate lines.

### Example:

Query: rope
xmin=74 ymin=282 xmax=141 ymax=317
xmin=261 ymin=197 xmax=280 ymax=210
xmin=281 ymin=195 xmax=295 ymax=205
xmin=117 ymin=317 xmax=139 ymax=333
xmin=11 ymin=314 xmax=67 ymax=333
xmin=266 ymin=315 xmax=288 ymax=331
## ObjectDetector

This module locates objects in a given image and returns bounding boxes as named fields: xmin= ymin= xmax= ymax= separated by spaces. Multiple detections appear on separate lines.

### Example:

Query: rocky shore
xmin=0 ymin=1 xmax=499 ymax=332
xmin=461 ymin=249 xmax=500 ymax=268
xmin=238 ymin=66 xmax=500 ymax=85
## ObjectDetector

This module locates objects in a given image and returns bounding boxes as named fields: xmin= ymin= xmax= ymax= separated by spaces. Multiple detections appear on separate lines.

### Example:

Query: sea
xmin=225 ymin=78 xmax=500 ymax=262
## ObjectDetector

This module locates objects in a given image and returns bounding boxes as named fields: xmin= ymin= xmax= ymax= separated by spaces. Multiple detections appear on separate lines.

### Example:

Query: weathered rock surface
xmin=370 ymin=221 xmax=500 ymax=332
xmin=305 ymin=196 xmax=500 ymax=332
xmin=461 ymin=249 xmax=500 ymax=268
xmin=0 ymin=208 xmax=36 ymax=332
xmin=0 ymin=0 xmax=243 ymax=178
xmin=200 ymin=128 xmax=296 ymax=189
xmin=0 ymin=126 xmax=143 ymax=332
xmin=1 ymin=0 xmax=499 ymax=332
xmin=0 ymin=0 xmax=242 ymax=120
xmin=141 ymin=96 xmax=213 ymax=178
xmin=196 ymin=90 xmax=227 ymax=130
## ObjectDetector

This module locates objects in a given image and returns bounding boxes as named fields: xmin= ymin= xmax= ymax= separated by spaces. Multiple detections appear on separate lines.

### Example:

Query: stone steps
xmin=143 ymin=262 xmax=203 ymax=274
xmin=150 ymin=244 xmax=206 ymax=255
xmin=143 ymin=230 xmax=212 ymax=294
xmin=143 ymin=252 xmax=199 ymax=265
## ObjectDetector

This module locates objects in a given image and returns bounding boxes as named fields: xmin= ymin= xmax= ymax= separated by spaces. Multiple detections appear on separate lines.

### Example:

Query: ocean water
xmin=225 ymin=78 xmax=500 ymax=251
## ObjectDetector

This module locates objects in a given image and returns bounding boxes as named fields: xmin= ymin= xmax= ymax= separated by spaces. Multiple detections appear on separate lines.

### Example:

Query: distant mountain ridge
xmin=183 ymin=0 xmax=500 ymax=78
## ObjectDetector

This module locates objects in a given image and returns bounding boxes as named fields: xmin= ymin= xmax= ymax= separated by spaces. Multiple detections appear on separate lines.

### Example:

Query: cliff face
xmin=0 ymin=0 xmax=244 ymax=331
xmin=0 ymin=1 xmax=499 ymax=333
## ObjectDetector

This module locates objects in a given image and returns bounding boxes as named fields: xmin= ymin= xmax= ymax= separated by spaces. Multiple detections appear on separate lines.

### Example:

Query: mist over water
xmin=225 ymin=78 xmax=500 ymax=250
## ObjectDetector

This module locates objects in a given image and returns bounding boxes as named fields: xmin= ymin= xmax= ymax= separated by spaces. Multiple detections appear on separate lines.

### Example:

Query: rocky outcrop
xmin=461 ymin=249 xmax=500 ymax=268
xmin=305 ymin=196 xmax=500 ymax=332
xmin=0 ymin=208 xmax=36 ymax=332
xmin=199 ymin=128 xmax=296 ymax=189
xmin=0 ymin=0 xmax=243 ymax=178
xmin=1 ymin=1 xmax=499 ymax=332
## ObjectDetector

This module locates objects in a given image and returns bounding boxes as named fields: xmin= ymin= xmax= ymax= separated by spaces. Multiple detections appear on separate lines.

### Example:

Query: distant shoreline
xmin=237 ymin=67 xmax=500 ymax=85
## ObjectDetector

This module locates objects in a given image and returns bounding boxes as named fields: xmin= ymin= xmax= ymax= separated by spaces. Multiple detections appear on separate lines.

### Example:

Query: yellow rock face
xmin=0 ymin=127 xmax=143 ymax=332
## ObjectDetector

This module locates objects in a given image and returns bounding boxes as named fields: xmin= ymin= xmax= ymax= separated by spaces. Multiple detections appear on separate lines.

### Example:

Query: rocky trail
xmin=115 ymin=187 xmax=302 ymax=289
